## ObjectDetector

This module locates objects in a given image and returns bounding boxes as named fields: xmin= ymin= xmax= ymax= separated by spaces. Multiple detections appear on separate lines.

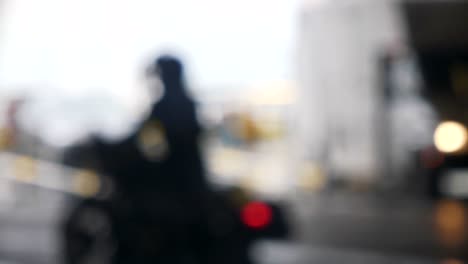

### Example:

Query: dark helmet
xmin=147 ymin=55 xmax=184 ymax=85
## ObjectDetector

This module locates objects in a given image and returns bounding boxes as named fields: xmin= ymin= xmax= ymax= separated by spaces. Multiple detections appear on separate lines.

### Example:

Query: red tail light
xmin=241 ymin=201 xmax=273 ymax=229
xmin=421 ymin=146 xmax=445 ymax=169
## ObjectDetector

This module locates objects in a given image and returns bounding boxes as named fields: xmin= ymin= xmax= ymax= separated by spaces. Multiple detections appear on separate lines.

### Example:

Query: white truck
xmin=295 ymin=0 xmax=435 ymax=188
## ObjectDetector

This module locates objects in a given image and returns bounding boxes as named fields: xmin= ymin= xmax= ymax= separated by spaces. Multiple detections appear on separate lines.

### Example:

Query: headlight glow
xmin=434 ymin=121 xmax=468 ymax=153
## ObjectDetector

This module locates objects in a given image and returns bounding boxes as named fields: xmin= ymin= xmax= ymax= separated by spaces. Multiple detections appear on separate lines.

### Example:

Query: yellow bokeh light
xmin=246 ymin=80 xmax=297 ymax=106
xmin=298 ymin=162 xmax=326 ymax=192
xmin=441 ymin=259 xmax=464 ymax=264
xmin=0 ymin=128 xmax=12 ymax=150
xmin=434 ymin=200 xmax=466 ymax=248
xmin=14 ymin=156 xmax=37 ymax=183
xmin=74 ymin=170 xmax=101 ymax=197
xmin=137 ymin=120 xmax=169 ymax=161
xmin=434 ymin=121 xmax=468 ymax=153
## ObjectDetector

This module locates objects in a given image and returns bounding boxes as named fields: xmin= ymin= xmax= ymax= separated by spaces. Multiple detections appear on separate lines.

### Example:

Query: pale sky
xmin=0 ymin=0 xmax=301 ymax=145
xmin=0 ymin=0 xmax=300 ymax=101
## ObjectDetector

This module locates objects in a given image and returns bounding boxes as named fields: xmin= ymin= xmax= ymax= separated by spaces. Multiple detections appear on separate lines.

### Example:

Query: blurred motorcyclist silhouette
xmin=63 ymin=55 xmax=288 ymax=264
xmin=89 ymin=55 xmax=207 ymax=196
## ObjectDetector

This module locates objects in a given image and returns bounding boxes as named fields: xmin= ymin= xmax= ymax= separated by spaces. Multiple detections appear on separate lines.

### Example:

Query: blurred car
xmin=403 ymin=0 xmax=468 ymax=199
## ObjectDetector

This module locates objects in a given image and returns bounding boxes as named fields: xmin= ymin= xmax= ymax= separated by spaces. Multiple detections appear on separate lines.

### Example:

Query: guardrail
xmin=0 ymin=152 xmax=100 ymax=197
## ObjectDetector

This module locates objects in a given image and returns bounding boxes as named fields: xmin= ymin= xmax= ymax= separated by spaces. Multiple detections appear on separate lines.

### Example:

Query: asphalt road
xmin=0 ymin=183 xmax=465 ymax=264
xmin=290 ymin=191 xmax=450 ymax=261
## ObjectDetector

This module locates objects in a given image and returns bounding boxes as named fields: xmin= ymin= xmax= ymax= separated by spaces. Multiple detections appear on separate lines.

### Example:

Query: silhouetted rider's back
xmin=145 ymin=55 xmax=206 ymax=191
